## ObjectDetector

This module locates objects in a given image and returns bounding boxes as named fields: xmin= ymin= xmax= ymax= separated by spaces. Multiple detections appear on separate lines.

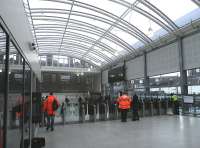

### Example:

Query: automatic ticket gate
xmin=138 ymin=95 xmax=169 ymax=117
xmin=65 ymin=103 xmax=79 ymax=123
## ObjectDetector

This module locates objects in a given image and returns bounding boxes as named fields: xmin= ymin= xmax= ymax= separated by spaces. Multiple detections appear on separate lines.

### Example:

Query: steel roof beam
xmin=32 ymin=15 xmax=145 ymax=51
xmin=58 ymin=0 xmax=75 ymax=55
xmin=34 ymin=28 xmax=120 ymax=53
xmin=39 ymin=51 xmax=102 ymax=67
xmin=38 ymin=41 xmax=113 ymax=63
xmin=39 ymin=49 xmax=103 ymax=64
xmin=42 ymin=0 xmax=152 ymax=43
xmin=31 ymin=11 xmax=149 ymax=45
xmin=140 ymin=0 xmax=178 ymax=30
xmin=192 ymin=0 xmax=200 ymax=7
xmin=33 ymin=23 xmax=136 ymax=54
xmin=109 ymin=0 xmax=174 ymax=32
xmin=36 ymin=34 xmax=118 ymax=57
xmin=34 ymin=21 xmax=135 ymax=53
xmin=34 ymin=29 xmax=127 ymax=54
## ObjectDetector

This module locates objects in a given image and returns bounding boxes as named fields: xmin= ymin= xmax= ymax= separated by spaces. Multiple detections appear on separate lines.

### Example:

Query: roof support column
xmin=144 ymin=52 xmax=150 ymax=94
xmin=47 ymin=55 xmax=53 ymax=66
xmin=178 ymin=37 xmax=188 ymax=95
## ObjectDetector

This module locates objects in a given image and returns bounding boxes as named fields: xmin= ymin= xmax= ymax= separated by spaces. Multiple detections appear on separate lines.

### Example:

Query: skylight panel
xmin=111 ymin=27 xmax=139 ymax=45
xmin=148 ymin=0 xmax=198 ymax=26
xmin=28 ymin=0 xmax=72 ymax=10
xmin=75 ymin=0 xmax=127 ymax=17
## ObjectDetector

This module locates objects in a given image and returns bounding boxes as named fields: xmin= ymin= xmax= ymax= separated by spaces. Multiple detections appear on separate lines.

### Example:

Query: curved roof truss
xmin=23 ymin=0 xmax=200 ymax=67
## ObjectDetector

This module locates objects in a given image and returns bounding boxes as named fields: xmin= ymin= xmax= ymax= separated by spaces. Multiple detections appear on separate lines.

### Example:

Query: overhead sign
xmin=183 ymin=96 xmax=194 ymax=103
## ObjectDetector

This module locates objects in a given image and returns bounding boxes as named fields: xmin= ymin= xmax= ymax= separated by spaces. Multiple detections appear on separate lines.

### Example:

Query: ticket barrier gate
xmin=79 ymin=104 xmax=85 ymax=123
xmin=64 ymin=103 xmax=79 ymax=123
xmin=143 ymin=100 xmax=152 ymax=116
xmin=160 ymin=99 xmax=168 ymax=115
xmin=88 ymin=104 xmax=96 ymax=122
xmin=152 ymin=99 xmax=159 ymax=115
xmin=108 ymin=104 xmax=117 ymax=120
xmin=99 ymin=103 xmax=107 ymax=121
xmin=138 ymin=99 xmax=144 ymax=117
xmin=193 ymin=97 xmax=200 ymax=116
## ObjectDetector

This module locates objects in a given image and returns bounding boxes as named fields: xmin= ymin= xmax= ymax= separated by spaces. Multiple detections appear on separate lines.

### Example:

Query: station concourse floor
xmin=39 ymin=116 xmax=200 ymax=148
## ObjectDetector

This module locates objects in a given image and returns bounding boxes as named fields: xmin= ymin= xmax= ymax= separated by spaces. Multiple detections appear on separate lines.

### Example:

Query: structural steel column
xmin=123 ymin=60 xmax=128 ymax=91
xmin=178 ymin=37 xmax=188 ymax=95
xmin=3 ymin=33 xmax=10 ymax=148
xmin=144 ymin=52 xmax=150 ymax=94
xmin=21 ymin=60 xmax=26 ymax=148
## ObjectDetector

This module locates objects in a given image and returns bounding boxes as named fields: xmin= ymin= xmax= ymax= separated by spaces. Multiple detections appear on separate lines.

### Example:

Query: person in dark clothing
xmin=78 ymin=97 xmax=83 ymax=121
xmin=65 ymin=97 xmax=69 ymax=104
xmin=132 ymin=93 xmax=139 ymax=121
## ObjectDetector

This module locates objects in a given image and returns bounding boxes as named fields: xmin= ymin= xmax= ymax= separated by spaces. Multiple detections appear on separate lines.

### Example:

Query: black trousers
xmin=173 ymin=101 xmax=179 ymax=115
xmin=121 ymin=109 xmax=128 ymax=122
xmin=132 ymin=109 xmax=139 ymax=121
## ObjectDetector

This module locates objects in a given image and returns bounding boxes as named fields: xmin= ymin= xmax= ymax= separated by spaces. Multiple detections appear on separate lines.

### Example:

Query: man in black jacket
xmin=132 ymin=93 xmax=139 ymax=121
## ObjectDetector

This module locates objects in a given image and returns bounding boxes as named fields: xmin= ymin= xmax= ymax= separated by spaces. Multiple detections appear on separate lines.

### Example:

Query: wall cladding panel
xmin=147 ymin=42 xmax=179 ymax=76
xmin=183 ymin=32 xmax=200 ymax=70
xmin=126 ymin=56 xmax=144 ymax=80
xmin=0 ymin=0 xmax=41 ymax=80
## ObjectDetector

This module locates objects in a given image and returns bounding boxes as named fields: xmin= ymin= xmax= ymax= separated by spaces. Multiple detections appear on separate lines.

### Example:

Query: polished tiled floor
xmin=40 ymin=116 xmax=200 ymax=148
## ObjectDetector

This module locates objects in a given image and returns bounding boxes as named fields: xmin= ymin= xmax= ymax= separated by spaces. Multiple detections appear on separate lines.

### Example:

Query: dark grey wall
xmin=40 ymin=72 xmax=101 ymax=93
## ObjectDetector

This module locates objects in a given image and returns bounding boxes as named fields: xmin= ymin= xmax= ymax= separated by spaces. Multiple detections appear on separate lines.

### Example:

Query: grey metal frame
xmin=0 ymin=20 xmax=34 ymax=148
xmin=30 ymin=10 xmax=150 ymax=44
xmin=22 ymin=0 xmax=199 ymax=67
xmin=33 ymin=21 xmax=136 ymax=54
xmin=191 ymin=0 xmax=200 ymax=7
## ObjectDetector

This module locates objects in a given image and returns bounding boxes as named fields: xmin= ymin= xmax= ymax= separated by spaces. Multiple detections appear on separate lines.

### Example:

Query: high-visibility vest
xmin=171 ymin=95 xmax=178 ymax=102
xmin=117 ymin=95 xmax=131 ymax=109
xmin=44 ymin=95 xmax=59 ymax=115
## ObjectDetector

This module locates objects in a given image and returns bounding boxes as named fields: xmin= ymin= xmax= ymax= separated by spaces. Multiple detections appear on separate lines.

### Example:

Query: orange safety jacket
xmin=44 ymin=95 xmax=59 ymax=116
xmin=117 ymin=95 xmax=131 ymax=109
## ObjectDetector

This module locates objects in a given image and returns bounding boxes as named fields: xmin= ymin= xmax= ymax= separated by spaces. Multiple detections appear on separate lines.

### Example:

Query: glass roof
xmin=23 ymin=0 xmax=200 ymax=67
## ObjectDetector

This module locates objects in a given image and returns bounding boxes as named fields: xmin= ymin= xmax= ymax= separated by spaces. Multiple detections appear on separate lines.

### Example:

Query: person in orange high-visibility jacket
xmin=117 ymin=91 xmax=131 ymax=122
xmin=44 ymin=92 xmax=59 ymax=131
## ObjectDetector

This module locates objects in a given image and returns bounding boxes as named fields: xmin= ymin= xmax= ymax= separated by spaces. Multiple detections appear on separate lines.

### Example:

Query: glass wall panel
xmin=24 ymin=63 xmax=31 ymax=145
xmin=7 ymin=42 xmax=23 ymax=148
xmin=0 ymin=26 xmax=6 ymax=148
xmin=187 ymin=68 xmax=200 ymax=95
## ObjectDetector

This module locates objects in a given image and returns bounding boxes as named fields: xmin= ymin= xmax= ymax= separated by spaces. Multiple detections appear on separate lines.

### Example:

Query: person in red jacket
xmin=117 ymin=91 xmax=131 ymax=122
xmin=44 ymin=92 xmax=59 ymax=131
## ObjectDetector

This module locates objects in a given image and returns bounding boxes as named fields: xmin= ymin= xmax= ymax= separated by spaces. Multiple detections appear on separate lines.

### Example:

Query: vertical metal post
xmin=123 ymin=60 xmax=128 ymax=92
xmin=29 ymin=70 xmax=33 ymax=148
xmin=178 ymin=37 xmax=188 ymax=95
xmin=100 ymin=70 xmax=103 ymax=95
xmin=21 ymin=60 xmax=26 ymax=148
xmin=144 ymin=52 xmax=150 ymax=94
xmin=3 ymin=34 xmax=10 ymax=148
